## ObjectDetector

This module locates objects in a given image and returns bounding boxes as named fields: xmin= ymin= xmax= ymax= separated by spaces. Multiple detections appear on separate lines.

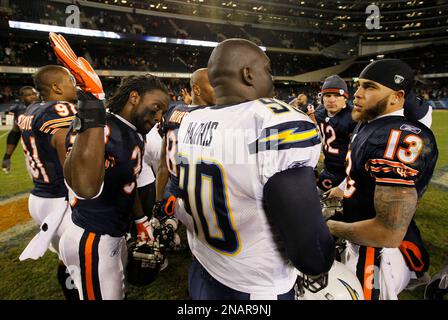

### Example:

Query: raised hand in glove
xmin=49 ymin=32 xmax=104 ymax=100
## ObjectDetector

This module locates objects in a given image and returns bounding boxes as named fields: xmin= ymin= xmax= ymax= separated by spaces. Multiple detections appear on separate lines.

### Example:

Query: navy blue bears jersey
xmin=343 ymin=115 xmax=438 ymax=222
xmin=18 ymin=101 xmax=76 ymax=198
xmin=342 ymin=114 xmax=438 ymax=276
xmin=161 ymin=104 xmax=206 ymax=178
xmin=315 ymin=105 xmax=357 ymax=173
xmin=67 ymin=113 xmax=145 ymax=237
xmin=8 ymin=103 xmax=27 ymax=126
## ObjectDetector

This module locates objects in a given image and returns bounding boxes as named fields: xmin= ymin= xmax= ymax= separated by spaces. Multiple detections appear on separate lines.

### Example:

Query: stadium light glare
xmin=8 ymin=21 xmax=121 ymax=39
xmin=8 ymin=20 xmax=268 ymax=51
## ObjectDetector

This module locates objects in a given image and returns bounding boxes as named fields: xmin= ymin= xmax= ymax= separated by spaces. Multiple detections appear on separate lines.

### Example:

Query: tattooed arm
xmin=326 ymin=185 xmax=417 ymax=248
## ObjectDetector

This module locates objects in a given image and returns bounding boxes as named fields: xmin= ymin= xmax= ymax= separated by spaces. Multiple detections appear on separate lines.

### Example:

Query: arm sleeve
xmin=137 ymin=160 xmax=155 ymax=187
xmin=174 ymin=198 xmax=195 ymax=231
xmin=263 ymin=166 xmax=335 ymax=275
xmin=6 ymin=129 xmax=21 ymax=146
xmin=137 ymin=182 xmax=156 ymax=217
xmin=144 ymin=125 xmax=163 ymax=174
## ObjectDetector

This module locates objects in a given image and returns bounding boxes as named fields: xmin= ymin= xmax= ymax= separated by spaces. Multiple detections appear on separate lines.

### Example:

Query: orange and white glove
xmin=49 ymin=32 xmax=105 ymax=100
xmin=135 ymin=216 xmax=154 ymax=242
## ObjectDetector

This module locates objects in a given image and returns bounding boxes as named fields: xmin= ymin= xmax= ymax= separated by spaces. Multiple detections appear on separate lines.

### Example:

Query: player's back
xmin=177 ymin=98 xmax=321 ymax=295
xmin=19 ymin=101 xmax=76 ymax=198
xmin=8 ymin=103 xmax=27 ymax=126
xmin=343 ymin=114 xmax=438 ymax=223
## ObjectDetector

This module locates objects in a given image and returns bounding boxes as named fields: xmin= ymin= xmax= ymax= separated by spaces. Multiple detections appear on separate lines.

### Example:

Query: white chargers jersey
xmin=144 ymin=124 xmax=163 ymax=175
xmin=176 ymin=98 xmax=321 ymax=296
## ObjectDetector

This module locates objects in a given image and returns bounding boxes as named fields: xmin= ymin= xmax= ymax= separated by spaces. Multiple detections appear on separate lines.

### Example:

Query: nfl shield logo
xmin=394 ymin=75 xmax=405 ymax=84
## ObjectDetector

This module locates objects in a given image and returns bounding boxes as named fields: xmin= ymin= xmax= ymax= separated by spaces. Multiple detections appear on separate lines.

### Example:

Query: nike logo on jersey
xmin=183 ymin=121 xmax=219 ymax=147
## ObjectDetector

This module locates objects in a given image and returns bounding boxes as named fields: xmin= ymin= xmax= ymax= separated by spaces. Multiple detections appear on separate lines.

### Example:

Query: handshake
xmin=134 ymin=196 xmax=184 ymax=251
xmin=320 ymin=190 xmax=343 ymax=220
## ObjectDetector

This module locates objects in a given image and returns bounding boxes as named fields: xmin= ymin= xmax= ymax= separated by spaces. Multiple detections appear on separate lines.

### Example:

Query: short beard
xmin=352 ymin=96 xmax=388 ymax=122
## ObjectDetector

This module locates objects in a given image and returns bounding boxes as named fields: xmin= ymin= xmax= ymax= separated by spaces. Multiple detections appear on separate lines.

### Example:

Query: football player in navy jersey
xmin=314 ymin=75 xmax=357 ymax=191
xmin=155 ymin=68 xmax=215 ymax=204
xmin=2 ymin=86 xmax=39 ymax=173
xmin=326 ymin=59 xmax=438 ymax=300
xmin=147 ymin=68 xmax=215 ymax=257
xmin=17 ymin=65 xmax=79 ymax=300
xmin=51 ymin=32 xmax=170 ymax=300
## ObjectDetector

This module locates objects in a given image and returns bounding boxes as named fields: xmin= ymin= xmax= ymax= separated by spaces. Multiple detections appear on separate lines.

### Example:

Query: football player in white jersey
xmin=173 ymin=39 xmax=335 ymax=300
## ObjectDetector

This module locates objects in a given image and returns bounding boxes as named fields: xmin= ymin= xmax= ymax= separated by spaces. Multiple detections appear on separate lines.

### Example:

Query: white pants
xmin=59 ymin=219 xmax=128 ymax=300
xmin=25 ymin=194 xmax=71 ymax=259
xmin=344 ymin=242 xmax=413 ymax=300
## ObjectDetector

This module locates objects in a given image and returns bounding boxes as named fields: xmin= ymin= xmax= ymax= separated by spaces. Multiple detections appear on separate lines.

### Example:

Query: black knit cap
xmin=359 ymin=59 xmax=414 ymax=95
xmin=321 ymin=75 xmax=349 ymax=98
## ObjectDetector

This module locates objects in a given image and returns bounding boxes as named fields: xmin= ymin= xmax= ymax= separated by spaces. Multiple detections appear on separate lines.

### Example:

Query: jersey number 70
xmin=178 ymin=156 xmax=241 ymax=256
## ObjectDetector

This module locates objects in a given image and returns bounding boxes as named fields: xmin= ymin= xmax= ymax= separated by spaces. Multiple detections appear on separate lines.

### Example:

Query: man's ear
xmin=129 ymin=90 xmax=140 ymax=106
xmin=52 ymin=83 xmax=63 ymax=95
xmin=192 ymin=84 xmax=200 ymax=96
xmin=391 ymin=90 xmax=405 ymax=104
xmin=242 ymin=67 xmax=254 ymax=86
xmin=396 ymin=90 xmax=405 ymax=100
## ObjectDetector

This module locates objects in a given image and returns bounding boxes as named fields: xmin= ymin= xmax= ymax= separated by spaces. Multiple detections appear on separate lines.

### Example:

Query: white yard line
xmin=0 ymin=131 xmax=9 ymax=139
xmin=0 ymin=192 xmax=29 ymax=205
xmin=0 ymin=220 xmax=36 ymax=244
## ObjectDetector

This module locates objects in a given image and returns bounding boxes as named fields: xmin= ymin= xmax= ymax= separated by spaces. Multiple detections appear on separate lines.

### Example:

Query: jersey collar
xmin=369 ymin=108 xmax=404 ymax=123
xmin=110 ymin=112 xmax=137 ymax=131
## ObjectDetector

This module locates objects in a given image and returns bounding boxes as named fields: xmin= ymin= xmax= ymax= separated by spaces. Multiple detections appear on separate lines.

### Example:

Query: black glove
xmin=73 ymin=90 xmax=106 ymax=133
xmin=320 ymin=192 xmax=343 ymax=221
xmin=2 ymin=154 xmax=11 ymax=173
xmin=152 ymin=195 xmax=176 ymax=223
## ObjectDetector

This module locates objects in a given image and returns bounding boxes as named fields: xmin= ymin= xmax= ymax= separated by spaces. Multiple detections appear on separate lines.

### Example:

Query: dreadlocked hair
xmin=106 ymin=74 xmax=169 ymax=114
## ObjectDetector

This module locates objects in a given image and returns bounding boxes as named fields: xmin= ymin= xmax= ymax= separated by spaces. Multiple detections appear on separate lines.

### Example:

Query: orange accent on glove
xmin=49 ymin=32 xmax=105 ymax=100
xmin=135 ymin=216 xmax=154 ymax=242
xmin=164 ymin=195 xmax=177 ymax=217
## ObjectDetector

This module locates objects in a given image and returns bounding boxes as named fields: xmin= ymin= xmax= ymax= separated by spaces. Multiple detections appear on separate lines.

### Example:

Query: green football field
xmin=0 ymin=110 xmax=447 ymax=300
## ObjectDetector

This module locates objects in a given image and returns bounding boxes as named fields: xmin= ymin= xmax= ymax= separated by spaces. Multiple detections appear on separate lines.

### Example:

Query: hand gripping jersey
xmin=343 ymin=114 xmax=438 ymax=275
xmin=66 ymin=113 xmax=145 ymax=237
xmin=8 ymin=103 xmax=27 ymax=126
xmin=19 ymin=101 xmax=76 ymax=198
xmin=314 ymin=105 xmax=357 ymax=174
xmin=176 ymin=98 xmax=321 ymax=296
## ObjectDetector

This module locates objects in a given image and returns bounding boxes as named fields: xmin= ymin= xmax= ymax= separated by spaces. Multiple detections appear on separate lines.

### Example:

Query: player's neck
xmin=118 ymin=105 xmax=134 ymax=125
xmin=216 ymin=95 xmax=248 ymax=106
xmin=327 ymin=105 xmax=345 ymax=117
xmin=383 ymin=102 xmax=404 ymax=115
xmin=192 ymin=97 xmax=206 ymax=106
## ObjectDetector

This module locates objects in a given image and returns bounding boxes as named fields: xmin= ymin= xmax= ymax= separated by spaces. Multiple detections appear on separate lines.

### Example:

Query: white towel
xmin=19 ymin=207 xmax=66 ymax=261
